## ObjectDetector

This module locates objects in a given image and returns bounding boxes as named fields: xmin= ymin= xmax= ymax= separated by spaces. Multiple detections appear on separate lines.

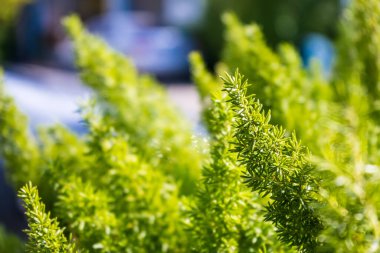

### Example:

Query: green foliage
xmin=1 ymin=92 xmax=188 ymax=252
xmin=0 ymin=17 xmax=192 ymax=251
xmin=0 ymin=226 xmax=24 ymax=253
xmin=223 ymin=72 xmax=323 ymax=252
xmin=334 ymin=0 xmax=380 ymax=120
xmin=189 ymin=52 xmax=221 ymax=103
xmin=0 ymin=0 xmax=28 ymax=21
xmin=189 ymin=3 xmax=380 ymax=252
xmin=2 ymin=1 xmax=380 ymax=252
xmin=63 ymin=15 xmax=204 ymax=195
xmin=189 ymin=51 xmax=223 ymax=135
xmin=18 ymin=182 xmax=76 ymax=253
xmin=0 ymin=71 xmax=40 ymax=188
xmin=221 ymin=12 xmax=334 ymax=143
xmin=187 ymin=93 xmax=289 ymax=252
xmin=50 ymin=105 xmax=187 ymax=252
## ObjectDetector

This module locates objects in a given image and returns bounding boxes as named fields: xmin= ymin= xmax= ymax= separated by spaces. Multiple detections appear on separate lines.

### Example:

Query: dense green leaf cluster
xmin=189 ymin=2 xmax=380 ymax=252
xmin=1 ymin=73 xmax=189 ymax=252
xmin=64 ymin=16 xmax=204 ymax=196
xmin=18 ymin=183 xmax=76 ymax=252
xmin=223 ymin=72 xmax=323 ymax=252
xmin=0 ymin=72 xmax=40 ymax=188
xmin=0 ymin=225 xmax=24 ymax=253
xmin=1 ymin=0 xmax=380 ymax=252
xmin=187 ymin=90 xmax=290 ymax=252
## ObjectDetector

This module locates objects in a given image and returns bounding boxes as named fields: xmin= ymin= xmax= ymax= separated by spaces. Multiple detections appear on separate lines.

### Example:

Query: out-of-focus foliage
xmin=197 ymin=0 xmax=340 ymax=64
xmin=334 ymin=0 xmax=380 ymax=119
xmin=0 ymin=0 xmax=28 ymax=21
xmin=0 ymin=0 xmax=28 ymax=60
xmin=64 ymin=16 xmax=204 ymax=195
xmin=221 ymin=13 xmax=333 ymax=143
xmin=0 ymin=225 xmax=24 ymax=253
xmin=0 ymin=71 xmax=40 ymax=188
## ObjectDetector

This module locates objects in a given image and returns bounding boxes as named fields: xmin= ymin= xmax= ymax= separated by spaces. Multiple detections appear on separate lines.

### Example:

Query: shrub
xmin=0 ymin=0 xmax=380 ymax=252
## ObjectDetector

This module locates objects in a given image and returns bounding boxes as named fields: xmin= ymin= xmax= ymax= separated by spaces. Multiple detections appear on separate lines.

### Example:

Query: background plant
xmin=196 ymin=0 xmax=340 ymax=65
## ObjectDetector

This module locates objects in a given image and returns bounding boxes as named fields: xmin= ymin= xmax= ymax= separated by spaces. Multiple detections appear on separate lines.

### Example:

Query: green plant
xmin=0 ymin=70 xmax=40 ymax=188
xmin=1 ymin=0 xmax=380 ymax=252
xmin=18 ymin=183 xmax=76 ymax=252
xmin=223 ymin=72 xmax=323 ymax=252
xmin=189 ymin=2 xmax=380 ymax=251
xmin=187 ymin=88 xmax=290 ymax=252
xmin=64 ymin=16 xmax=205 ymax=196
xmin=0 ymin=225 xmax=24 ymax=253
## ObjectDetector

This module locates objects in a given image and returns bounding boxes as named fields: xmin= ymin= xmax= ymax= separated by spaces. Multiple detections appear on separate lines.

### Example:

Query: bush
xmin=0 ymin=0 xmax=380 ymax=252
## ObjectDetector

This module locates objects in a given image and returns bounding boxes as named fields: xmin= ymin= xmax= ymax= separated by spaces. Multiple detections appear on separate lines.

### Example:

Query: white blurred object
xmin=3 ymin=69 xmax=89 ymax=132
xmin=2 ymin=67 xmax=201 ymax=133
xmin=163 ymin=0 xmax=206 ymax=27
xmin=86 ymin=11 xmax=193 ymax=76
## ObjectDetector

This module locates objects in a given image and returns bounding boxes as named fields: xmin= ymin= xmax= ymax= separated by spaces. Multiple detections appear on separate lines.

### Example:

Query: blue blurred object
xmin=163 ymin=0 xmax=206 ymax=28
xmin=300 ymin=33 xmax=335 ymax=78
xmin=16 ymin=2 xmax=44 ymax=61
xmin=86 ymin=11 xmax=195 ymax=77
xmin=0 ymin=162 xmax=27 ymax=239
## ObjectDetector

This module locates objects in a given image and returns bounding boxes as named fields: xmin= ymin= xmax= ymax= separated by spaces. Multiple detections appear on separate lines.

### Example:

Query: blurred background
xmin=0 ymin=0 xmax=346 ymax=241
xmin=1 ymin=0 xmax=345 ymax=76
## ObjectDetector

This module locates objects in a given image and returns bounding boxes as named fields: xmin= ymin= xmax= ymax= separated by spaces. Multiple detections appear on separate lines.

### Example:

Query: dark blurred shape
xmin=15 ymin=2 xmax=44 ymax=61
xmin=13 ymin=0 xmax=101 ymax=62
xmin=9 ymin=0 xmax=200 ymax=81
xmin=198 ymin=0 xmax=341 ymax=66
xmin=0 ymin=0 xmax=28 ymax=61
xmin=0 ymin=162 xmax=27 ymax=239
xmin=4 ymin=0 xmax=342 ymax=75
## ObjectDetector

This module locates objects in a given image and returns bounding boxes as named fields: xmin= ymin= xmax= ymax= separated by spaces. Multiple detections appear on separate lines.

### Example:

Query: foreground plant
xmin=18 ymin=183 xmax=76 ymax=252
xmin=187 ymin=90 xmax=289 ymax=252
xmin=190 ymin=1 xmax=380 ymax=251
xmin=223 ymin=72 xmax=323 ymax=252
